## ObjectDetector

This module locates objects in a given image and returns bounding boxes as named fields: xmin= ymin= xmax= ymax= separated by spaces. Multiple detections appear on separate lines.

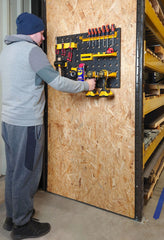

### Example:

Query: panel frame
xmin=31 ymin=0 xmax=48 ymax=190
xmin=135 ymin=0 xmax=145 ymax=221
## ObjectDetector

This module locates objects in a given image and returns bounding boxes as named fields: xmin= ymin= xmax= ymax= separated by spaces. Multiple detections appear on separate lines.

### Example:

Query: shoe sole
xmin=10 ymin=226 xmax=51 ymax=240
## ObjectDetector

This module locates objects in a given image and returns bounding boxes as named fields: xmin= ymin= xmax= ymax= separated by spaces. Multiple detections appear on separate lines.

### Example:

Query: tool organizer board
xmin=56 ymin=28 xmax=121 ymax=88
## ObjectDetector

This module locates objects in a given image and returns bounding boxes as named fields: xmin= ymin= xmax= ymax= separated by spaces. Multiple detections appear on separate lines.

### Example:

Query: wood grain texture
xmin=46 ymin=0 xmax=137 ymax=218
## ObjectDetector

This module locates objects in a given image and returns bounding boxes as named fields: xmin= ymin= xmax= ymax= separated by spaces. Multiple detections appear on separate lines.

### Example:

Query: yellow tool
xmin=54 ymin=60 xmax=67 ymax=70
xmin=79 ymin=31 xmax=117 ymax=42
xmin=80 ymin=51 xmax=117 ymax=61
xmin=98 ymin=70 xmax=113 ymax=97
xmin=55 ymin=42 xmax=77 ymax=50
xmin=99 ymin=89 xmax=113 ymax=97
xmin=86 ymin=71 xmax=99 ymax=97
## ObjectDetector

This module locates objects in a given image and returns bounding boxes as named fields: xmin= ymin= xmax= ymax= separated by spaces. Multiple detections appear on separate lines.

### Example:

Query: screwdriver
xmin=55 ymin=44 xmax=60 ymax=60
xmin=98 ymin=27 xmax=102 ymax=48
xmin=61 ymin=42 xmax=66 ymax=56
xmin=105 ymin=24 xmax=110 ymax=48
xmin=102 ymin=25 xmax=106 ymax=47
xmin=111 ymin=24 xmax=115 ymax=47
xmin=67 ymin=39 xmax=73 ymax=62
xmin=91 ymin=28 xmax=95 ymax=47
xmin=88 ymin=29 xmax=91 ymax=47
xmin=94 ymin=28 xmax=98 ymax=46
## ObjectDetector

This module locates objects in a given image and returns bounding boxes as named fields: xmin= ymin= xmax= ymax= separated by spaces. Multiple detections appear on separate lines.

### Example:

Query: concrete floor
xmin=0 ymin=171 xmax=164 ymax=240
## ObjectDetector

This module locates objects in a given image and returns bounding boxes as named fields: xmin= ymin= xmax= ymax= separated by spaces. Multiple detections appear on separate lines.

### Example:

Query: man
xmin=0 ymin=12 xmax=96 ymax=240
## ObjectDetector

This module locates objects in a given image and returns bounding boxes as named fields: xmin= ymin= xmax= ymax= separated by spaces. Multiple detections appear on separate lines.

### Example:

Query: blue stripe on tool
xmin=153 ymin=188 xmax=164 ymax=220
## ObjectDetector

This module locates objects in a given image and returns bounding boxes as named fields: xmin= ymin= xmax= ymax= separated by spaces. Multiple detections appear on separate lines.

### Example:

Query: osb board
xmin=46 ymin=0 xmax=137 ymax=218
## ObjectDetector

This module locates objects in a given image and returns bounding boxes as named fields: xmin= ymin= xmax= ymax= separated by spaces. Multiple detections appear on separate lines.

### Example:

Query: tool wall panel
xmin=55 ymin=29 xmax=121 ymax=90
xmin=46 ymin=0 xmax=137 ymax=219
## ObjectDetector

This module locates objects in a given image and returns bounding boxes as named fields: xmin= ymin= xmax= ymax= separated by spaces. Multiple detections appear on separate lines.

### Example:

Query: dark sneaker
xmin=11 ymin=218 xmax=51 ymax=240
xmin=3 ymin=209 xmax=35 ymax=232
xmin=3 ymin=217 xmax=13 ymax=231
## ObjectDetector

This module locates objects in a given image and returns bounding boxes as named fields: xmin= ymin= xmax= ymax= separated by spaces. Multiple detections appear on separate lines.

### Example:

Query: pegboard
xmin=55 ymin=27 xmax=121 ymax=89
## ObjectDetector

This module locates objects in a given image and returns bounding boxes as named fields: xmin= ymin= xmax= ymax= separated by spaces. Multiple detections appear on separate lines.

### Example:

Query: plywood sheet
xmin=46 ymin=0 xmax=137 ymax=218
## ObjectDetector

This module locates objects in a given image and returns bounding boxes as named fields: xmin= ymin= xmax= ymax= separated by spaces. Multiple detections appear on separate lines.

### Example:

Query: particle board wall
xmin=46 ymin=0 xmax=137 ymax=218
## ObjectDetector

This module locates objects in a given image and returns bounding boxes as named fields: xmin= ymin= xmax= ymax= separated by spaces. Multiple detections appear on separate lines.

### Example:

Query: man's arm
xmin=29 ymin=46 xmax=95 ymax=93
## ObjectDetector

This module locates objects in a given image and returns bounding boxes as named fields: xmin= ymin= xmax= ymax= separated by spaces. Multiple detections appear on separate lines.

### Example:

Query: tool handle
xmin=98 ymin=27 xmax=102 ymax=36
xmin=55 ymin=45 xmax=59 ymax=55
xmin=102 ymin=25 xmax=106 ymax=35
xmin=67 ymin=48 xmax=73 ymax=62
xmin=88 ymin=29 xmax=91 ymax=36
xmin=105 ymin=24 xmax=110 ymax=33
xmin=61 ymin=43 xmax=66 ymax=56
xmin=94 ymin=28 xmax=98 ymax=36
xmin=111 ymin=24 xmax=115 ymax=33
xmin=91 ymin=28 xmax=95 ymax=37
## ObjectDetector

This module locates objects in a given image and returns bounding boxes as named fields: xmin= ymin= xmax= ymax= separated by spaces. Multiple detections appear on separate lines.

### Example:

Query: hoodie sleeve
xmin=29 ymin=46 xmax=89 ymax=93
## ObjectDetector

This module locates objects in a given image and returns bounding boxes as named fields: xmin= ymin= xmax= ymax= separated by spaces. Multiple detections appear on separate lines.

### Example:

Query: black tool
xmin=55 ymin=45 xmax=60 ymax=59
xmin=69 ymin=70 xmax=77 ymax=79
xmin=102 ymin=25 xmax=106 ymax=47
xmin=67 ymin=39 xmax=73 ymax=62
xmin=91 ymin=28 xmax=94 ymax=47
xmin=54 ymin=60 xmax=66 ymax=71
xmin=88 ymin=29 xmax=91 ymax=47
xmin=98 ymin=27 xmax=101 ymax=48
xmin=111 ymin=24 xmax=115 ymax=47
xmin=105 ymin=25 xmax=110 ymax=48
xmin=94 ymin=28 xmax=98 ymax=46
xmin=61 ymin=42 xmax=66 ymax=56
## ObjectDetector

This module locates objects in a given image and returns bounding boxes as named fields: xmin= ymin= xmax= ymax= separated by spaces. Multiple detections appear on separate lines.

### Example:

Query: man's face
xmin=30 ymin=30 xmax=45 ymax=46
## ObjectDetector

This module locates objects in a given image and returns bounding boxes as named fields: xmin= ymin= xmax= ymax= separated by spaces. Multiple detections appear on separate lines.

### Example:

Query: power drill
xmin=86 ymin=71 xmax=99 ymax=97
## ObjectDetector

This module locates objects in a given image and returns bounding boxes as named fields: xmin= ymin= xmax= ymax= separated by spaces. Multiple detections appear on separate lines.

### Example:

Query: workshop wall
xmin=46 ymin=0 xmax=137 ymax=218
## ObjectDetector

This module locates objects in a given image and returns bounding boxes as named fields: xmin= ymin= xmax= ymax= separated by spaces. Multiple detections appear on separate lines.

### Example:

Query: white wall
xmin=0 ymin=0 xmax=31 ymax=176
xmin=0 ymin=0 xmax=9 ymax=176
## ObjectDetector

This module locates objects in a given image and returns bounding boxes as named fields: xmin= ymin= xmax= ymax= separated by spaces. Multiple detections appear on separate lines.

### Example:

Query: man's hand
xmin=86 ymin=78 xmax=96 ymax=91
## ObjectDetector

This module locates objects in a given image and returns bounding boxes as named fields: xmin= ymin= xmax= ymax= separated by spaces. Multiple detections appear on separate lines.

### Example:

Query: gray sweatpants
xmin=1 ymin=122 xmax=45 ymax=226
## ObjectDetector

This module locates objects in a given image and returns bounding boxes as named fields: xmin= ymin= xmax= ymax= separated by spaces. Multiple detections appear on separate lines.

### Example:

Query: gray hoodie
xmin=0 ymin=35 xmax=89 ymax=126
